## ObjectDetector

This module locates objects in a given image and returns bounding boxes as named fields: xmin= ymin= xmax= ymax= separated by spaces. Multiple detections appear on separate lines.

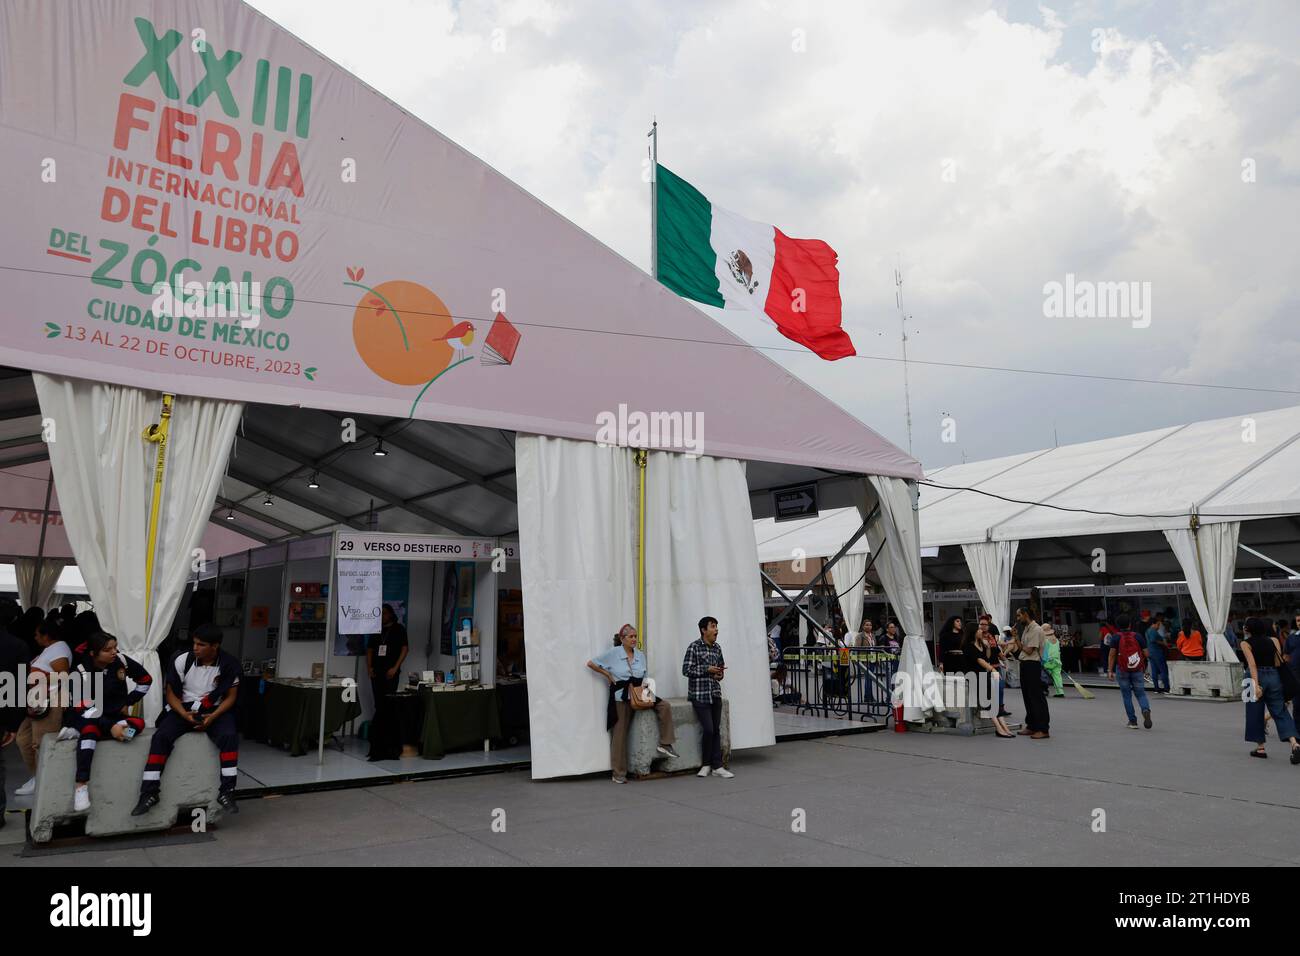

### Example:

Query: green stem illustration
xmin=345 ymin=280 xmax=410 ymax=351
xmin=409 ymin=356 xmax=474 ymax=417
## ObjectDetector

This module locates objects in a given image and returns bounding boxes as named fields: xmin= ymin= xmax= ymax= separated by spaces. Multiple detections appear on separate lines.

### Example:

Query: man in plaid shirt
xmin=682 ymin=616 xmax=734 ymax=778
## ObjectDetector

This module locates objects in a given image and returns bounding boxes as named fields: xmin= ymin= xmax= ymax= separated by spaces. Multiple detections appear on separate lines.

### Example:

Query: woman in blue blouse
xmin=587 ymin=624 xmax=678 ymax=783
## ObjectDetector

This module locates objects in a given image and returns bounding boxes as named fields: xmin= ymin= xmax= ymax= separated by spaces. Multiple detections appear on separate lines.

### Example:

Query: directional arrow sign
xmin=773 ymin=483 xmax=818 ymax=522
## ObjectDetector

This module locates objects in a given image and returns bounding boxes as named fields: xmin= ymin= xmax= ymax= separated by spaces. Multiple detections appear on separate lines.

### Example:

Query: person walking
xmin=682 ymin=616 xmax=732 ymax=778
xmin=1009 ymin=608 xmax=1049 ymax=739
xmin=1147 ymin=614 xmax=1171 ymax=694
xmin=1241 ymin=616 xmax=1300 ymax=762
xmin=1284 ymin=615 xmax=1300 ymax=720
xmin=1107 ymin=614 xmax=1153 ymax=730
xmin=587 ymin=624 xmax=678 ymax=784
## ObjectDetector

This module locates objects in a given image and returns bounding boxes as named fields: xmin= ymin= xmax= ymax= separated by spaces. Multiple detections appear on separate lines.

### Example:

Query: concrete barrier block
xmin=627 ymin=697 xmax=730 ymax=776
xmin=30 ymin=729 xmax=226 ymax=844
xmin=1170 ymin=660 xmax=1243 ymax=700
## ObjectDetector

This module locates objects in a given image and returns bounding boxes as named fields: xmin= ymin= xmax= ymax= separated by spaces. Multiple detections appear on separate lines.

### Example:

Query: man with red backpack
xmin=1107 ymin=614 xmax=1153 ymax=729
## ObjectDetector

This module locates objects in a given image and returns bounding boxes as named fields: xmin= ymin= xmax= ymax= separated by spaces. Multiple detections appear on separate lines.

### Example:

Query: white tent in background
xmin=922 ymin=406 xmax=1300 ymax=659
xmin=0 ymin=0 xmax=929 ymax=776
xmin=756 ymin=406 xmax=1300 ymax=663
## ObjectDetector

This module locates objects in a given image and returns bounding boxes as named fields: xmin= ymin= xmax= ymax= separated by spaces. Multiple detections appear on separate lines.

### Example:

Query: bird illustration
xmin=432 ymin=321 xmax=475 ymax=362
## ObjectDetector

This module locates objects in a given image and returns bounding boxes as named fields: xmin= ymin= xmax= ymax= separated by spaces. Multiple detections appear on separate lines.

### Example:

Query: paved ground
xmin=4 ymin=690 xmax=1298 ymax=866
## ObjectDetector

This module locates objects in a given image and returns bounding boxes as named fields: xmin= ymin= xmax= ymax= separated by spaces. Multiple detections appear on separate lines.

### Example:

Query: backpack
xmin=1116 ymin=632 xmax=1145 ymax=673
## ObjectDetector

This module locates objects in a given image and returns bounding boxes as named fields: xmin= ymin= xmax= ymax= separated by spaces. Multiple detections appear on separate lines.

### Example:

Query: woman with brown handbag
xmin=587 ymin=624 xmax=678 ymax=783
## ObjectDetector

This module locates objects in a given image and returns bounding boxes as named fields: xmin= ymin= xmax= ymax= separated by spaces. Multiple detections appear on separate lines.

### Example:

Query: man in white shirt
xmin=132 ymin=624 xmax=242 ymax=817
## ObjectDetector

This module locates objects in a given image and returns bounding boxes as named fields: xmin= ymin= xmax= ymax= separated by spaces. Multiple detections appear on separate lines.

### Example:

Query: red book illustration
xmin=480 ymin=312 xmax=521 ymax=366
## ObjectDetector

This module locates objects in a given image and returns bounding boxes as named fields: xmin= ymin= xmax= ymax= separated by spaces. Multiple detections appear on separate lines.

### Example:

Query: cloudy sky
xmin=248 ymin=0 xmax=1300 ymax=468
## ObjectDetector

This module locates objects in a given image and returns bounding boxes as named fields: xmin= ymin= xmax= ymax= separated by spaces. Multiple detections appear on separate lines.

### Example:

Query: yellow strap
xmin=141 ymin=394 xmax=175 ymax=634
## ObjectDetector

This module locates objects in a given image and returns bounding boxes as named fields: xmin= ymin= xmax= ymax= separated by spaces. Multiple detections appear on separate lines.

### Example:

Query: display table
xmin=264 ymin=679 xmax=362 ymax=756
xmin=418 ymin=686 xmax=502 ymax=759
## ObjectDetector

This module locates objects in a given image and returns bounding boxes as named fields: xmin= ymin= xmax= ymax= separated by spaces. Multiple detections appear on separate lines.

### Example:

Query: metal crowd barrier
xmin=777 ymin=646 xmax=899 ymax=724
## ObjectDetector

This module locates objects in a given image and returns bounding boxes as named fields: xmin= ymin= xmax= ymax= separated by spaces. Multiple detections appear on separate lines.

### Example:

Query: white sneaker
xmin=697 ymin=765 xmax=711 ymax=777
xmin=14 ymin=777 xmax=35 ymax=796
xmin=56 ymin=727 xmax=79 ymax=742
xmin=73 ymin=785 xmax=90 ymax=812
xmin=711 ymin=767 xmax=735 ymax=779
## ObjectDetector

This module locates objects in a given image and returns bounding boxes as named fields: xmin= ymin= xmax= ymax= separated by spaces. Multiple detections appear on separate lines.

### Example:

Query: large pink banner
xmin=0 ymin=0 xmax=919 ymax=478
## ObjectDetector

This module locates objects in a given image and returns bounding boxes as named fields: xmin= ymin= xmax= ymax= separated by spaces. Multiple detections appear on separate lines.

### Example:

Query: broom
xmin=1067 ymin=673 xmax=1095 ymax=699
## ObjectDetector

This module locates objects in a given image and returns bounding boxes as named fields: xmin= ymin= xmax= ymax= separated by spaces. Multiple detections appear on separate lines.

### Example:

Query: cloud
xmin=248 ymin=0 xmax=1300 ymax=466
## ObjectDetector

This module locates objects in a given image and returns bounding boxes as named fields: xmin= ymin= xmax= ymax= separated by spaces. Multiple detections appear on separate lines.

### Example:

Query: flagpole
xmin=641 ymin=119 xmax=657 ymax=654
xmin=648 ymin=119 xmax=658 ymax=279
xmin=894 ymin=259 xmax=914 ymax=456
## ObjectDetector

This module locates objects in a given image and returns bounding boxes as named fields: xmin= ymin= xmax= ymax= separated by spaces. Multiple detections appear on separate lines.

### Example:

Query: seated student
xmin=132 ymin=624 xmax=242 ymax=816
xmin=13 ymin=612 xmax=74 ymax=796
xmin=59 ymin=632 xmax=151 ymax=813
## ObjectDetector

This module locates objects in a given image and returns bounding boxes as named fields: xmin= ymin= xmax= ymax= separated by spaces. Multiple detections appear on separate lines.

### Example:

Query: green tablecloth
xmin=418 ymin=686 xmax=502 ymax=758
xmin=265 ymin=680 xmax=362 ymax=756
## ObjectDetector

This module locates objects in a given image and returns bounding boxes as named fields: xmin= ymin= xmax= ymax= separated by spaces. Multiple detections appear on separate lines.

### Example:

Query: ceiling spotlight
xmin=373 ymin=440 xmax=387 ymax=457
xmin=308 ymin=473 xmax=320 ymax=489
xmin=263 ymin=494 xmax=274 ymax=507
xmin=225 ymin=509 xmax=236 ymax=521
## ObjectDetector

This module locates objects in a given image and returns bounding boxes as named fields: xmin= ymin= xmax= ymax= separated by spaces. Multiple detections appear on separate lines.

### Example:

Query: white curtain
xmin=645 ymin=451 xmax=774 ymax=751
xmin=1165 ymin=522 xmax=1239 ymax=663
xmin=14 ymin=557 xmax=68 ymax=611
xmin=33 ymin=373 xmax=243 ymax=718
xmin=830 ymin=552 xmax=867 ymax=638
xmin=860 ymin=476 xmax=940 ymax=720
xmin=516 ymin=435 xmax=637 ymax=779
xmin=960 ymin=540 xmax=1020 ymax=635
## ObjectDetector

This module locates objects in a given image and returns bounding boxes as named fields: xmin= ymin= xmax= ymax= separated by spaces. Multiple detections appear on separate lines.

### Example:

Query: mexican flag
xmin=654 ymin=164 xmax=855 ymax=360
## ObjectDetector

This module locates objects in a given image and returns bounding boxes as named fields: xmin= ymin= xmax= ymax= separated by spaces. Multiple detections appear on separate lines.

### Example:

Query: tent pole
xmin=636 ymin=449 xmax=648 ymax=650
xmin=319 ymin=530 xmax=339 ymax=765
xmin=769 ymin=503 xmax=879 ymax=632
xmin=141 ymin=394 xmax=175 ymax=633
xmin=28 ymin=468 xmax=55 ymax=608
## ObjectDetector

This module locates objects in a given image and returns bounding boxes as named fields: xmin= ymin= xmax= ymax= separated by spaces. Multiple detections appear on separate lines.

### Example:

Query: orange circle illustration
xmin=351 ymin=280 xmax=454 ymax=386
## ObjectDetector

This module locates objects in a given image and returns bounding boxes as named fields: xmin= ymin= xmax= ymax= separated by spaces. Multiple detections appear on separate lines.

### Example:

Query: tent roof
xmin=753 ymin=406 xmax=1300 ymax=590
xmin=0 ymin=0 xmax=918 ymax=481
xmin=754 ymin=509 xmax=871 ymax=565
xmin=919 ymin=405 xmax=1300 ymax=546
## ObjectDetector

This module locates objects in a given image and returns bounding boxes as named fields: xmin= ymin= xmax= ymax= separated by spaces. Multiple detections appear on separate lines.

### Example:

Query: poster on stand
xmin=336 ymin=559 xmax=382 ymax=655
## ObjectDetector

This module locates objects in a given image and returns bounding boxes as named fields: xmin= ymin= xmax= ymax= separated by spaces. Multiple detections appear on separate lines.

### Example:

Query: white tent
xmin=919 ymin=406 xmax=1300 ymax=660
xmin=0 ymin=0 xmax=929 ymax=776
xmin=761 ymin=407 xmax=1300 ymax=662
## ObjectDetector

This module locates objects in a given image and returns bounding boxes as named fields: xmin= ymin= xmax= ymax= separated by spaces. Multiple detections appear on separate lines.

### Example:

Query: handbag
xmin=629 ymin=678 xmax=656 ymax=711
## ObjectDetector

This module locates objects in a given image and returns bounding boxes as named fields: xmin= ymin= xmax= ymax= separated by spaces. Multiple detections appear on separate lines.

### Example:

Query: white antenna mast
xmin=895 ymin=259 xmax=914 ymax=456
